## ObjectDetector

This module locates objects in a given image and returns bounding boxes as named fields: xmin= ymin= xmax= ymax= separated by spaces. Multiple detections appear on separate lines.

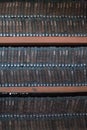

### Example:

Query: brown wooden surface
xmin=0 ymin=87 xmax=87 ymax=93
xmin=0 ymin=37 xmax=87 ymax=45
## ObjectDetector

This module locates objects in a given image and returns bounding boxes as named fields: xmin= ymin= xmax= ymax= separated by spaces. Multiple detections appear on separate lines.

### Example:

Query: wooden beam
xmin=0 ymin=37 xmax=87 ymax=45
xmin=0 ymin=87 xmax=87 ymax=93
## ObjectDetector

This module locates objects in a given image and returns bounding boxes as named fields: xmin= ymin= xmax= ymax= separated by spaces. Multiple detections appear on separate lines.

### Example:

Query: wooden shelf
xmin=0 ymin=87 xmax=87 ymax=93
xmin=0 ymin=36 xmax=87 ymax=93
xmin=0 ymin=37 xmax=87 ymax=45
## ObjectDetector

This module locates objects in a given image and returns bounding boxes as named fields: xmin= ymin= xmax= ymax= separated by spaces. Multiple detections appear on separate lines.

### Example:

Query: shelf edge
xmin=0 ymin=37 xmax=87 ymax=45
xmin=0 ymin=87 xmax=87 ymax=93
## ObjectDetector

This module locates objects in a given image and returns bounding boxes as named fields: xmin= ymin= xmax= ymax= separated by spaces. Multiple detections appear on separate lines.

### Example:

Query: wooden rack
xmin=0 ymin=36 xmax=87 ymax=93
xmin=0 ymin=0 xmax=87 ymax=94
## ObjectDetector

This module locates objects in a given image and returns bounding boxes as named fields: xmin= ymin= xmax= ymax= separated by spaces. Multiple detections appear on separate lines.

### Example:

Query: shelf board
xmin=0 ymin=37 xmax=87 ymax=45
xmin=0 ymin=87 xmax=87 ymax=93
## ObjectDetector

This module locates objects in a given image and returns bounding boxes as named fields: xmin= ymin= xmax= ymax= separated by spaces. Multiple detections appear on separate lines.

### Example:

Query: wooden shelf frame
xmin=0 ymin=36 xmax=87 ymax=93
xmin=0 ymin=37 xmax=87 ymax=45
xmin=0 ymin=87 xmax=87 ymax=93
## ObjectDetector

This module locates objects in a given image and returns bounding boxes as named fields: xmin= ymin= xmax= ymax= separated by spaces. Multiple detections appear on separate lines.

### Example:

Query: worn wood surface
xmin=0 ymin=37 xmax=87 ymax=45
xmin=0 ymin=87 xmax=87 ymax=93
